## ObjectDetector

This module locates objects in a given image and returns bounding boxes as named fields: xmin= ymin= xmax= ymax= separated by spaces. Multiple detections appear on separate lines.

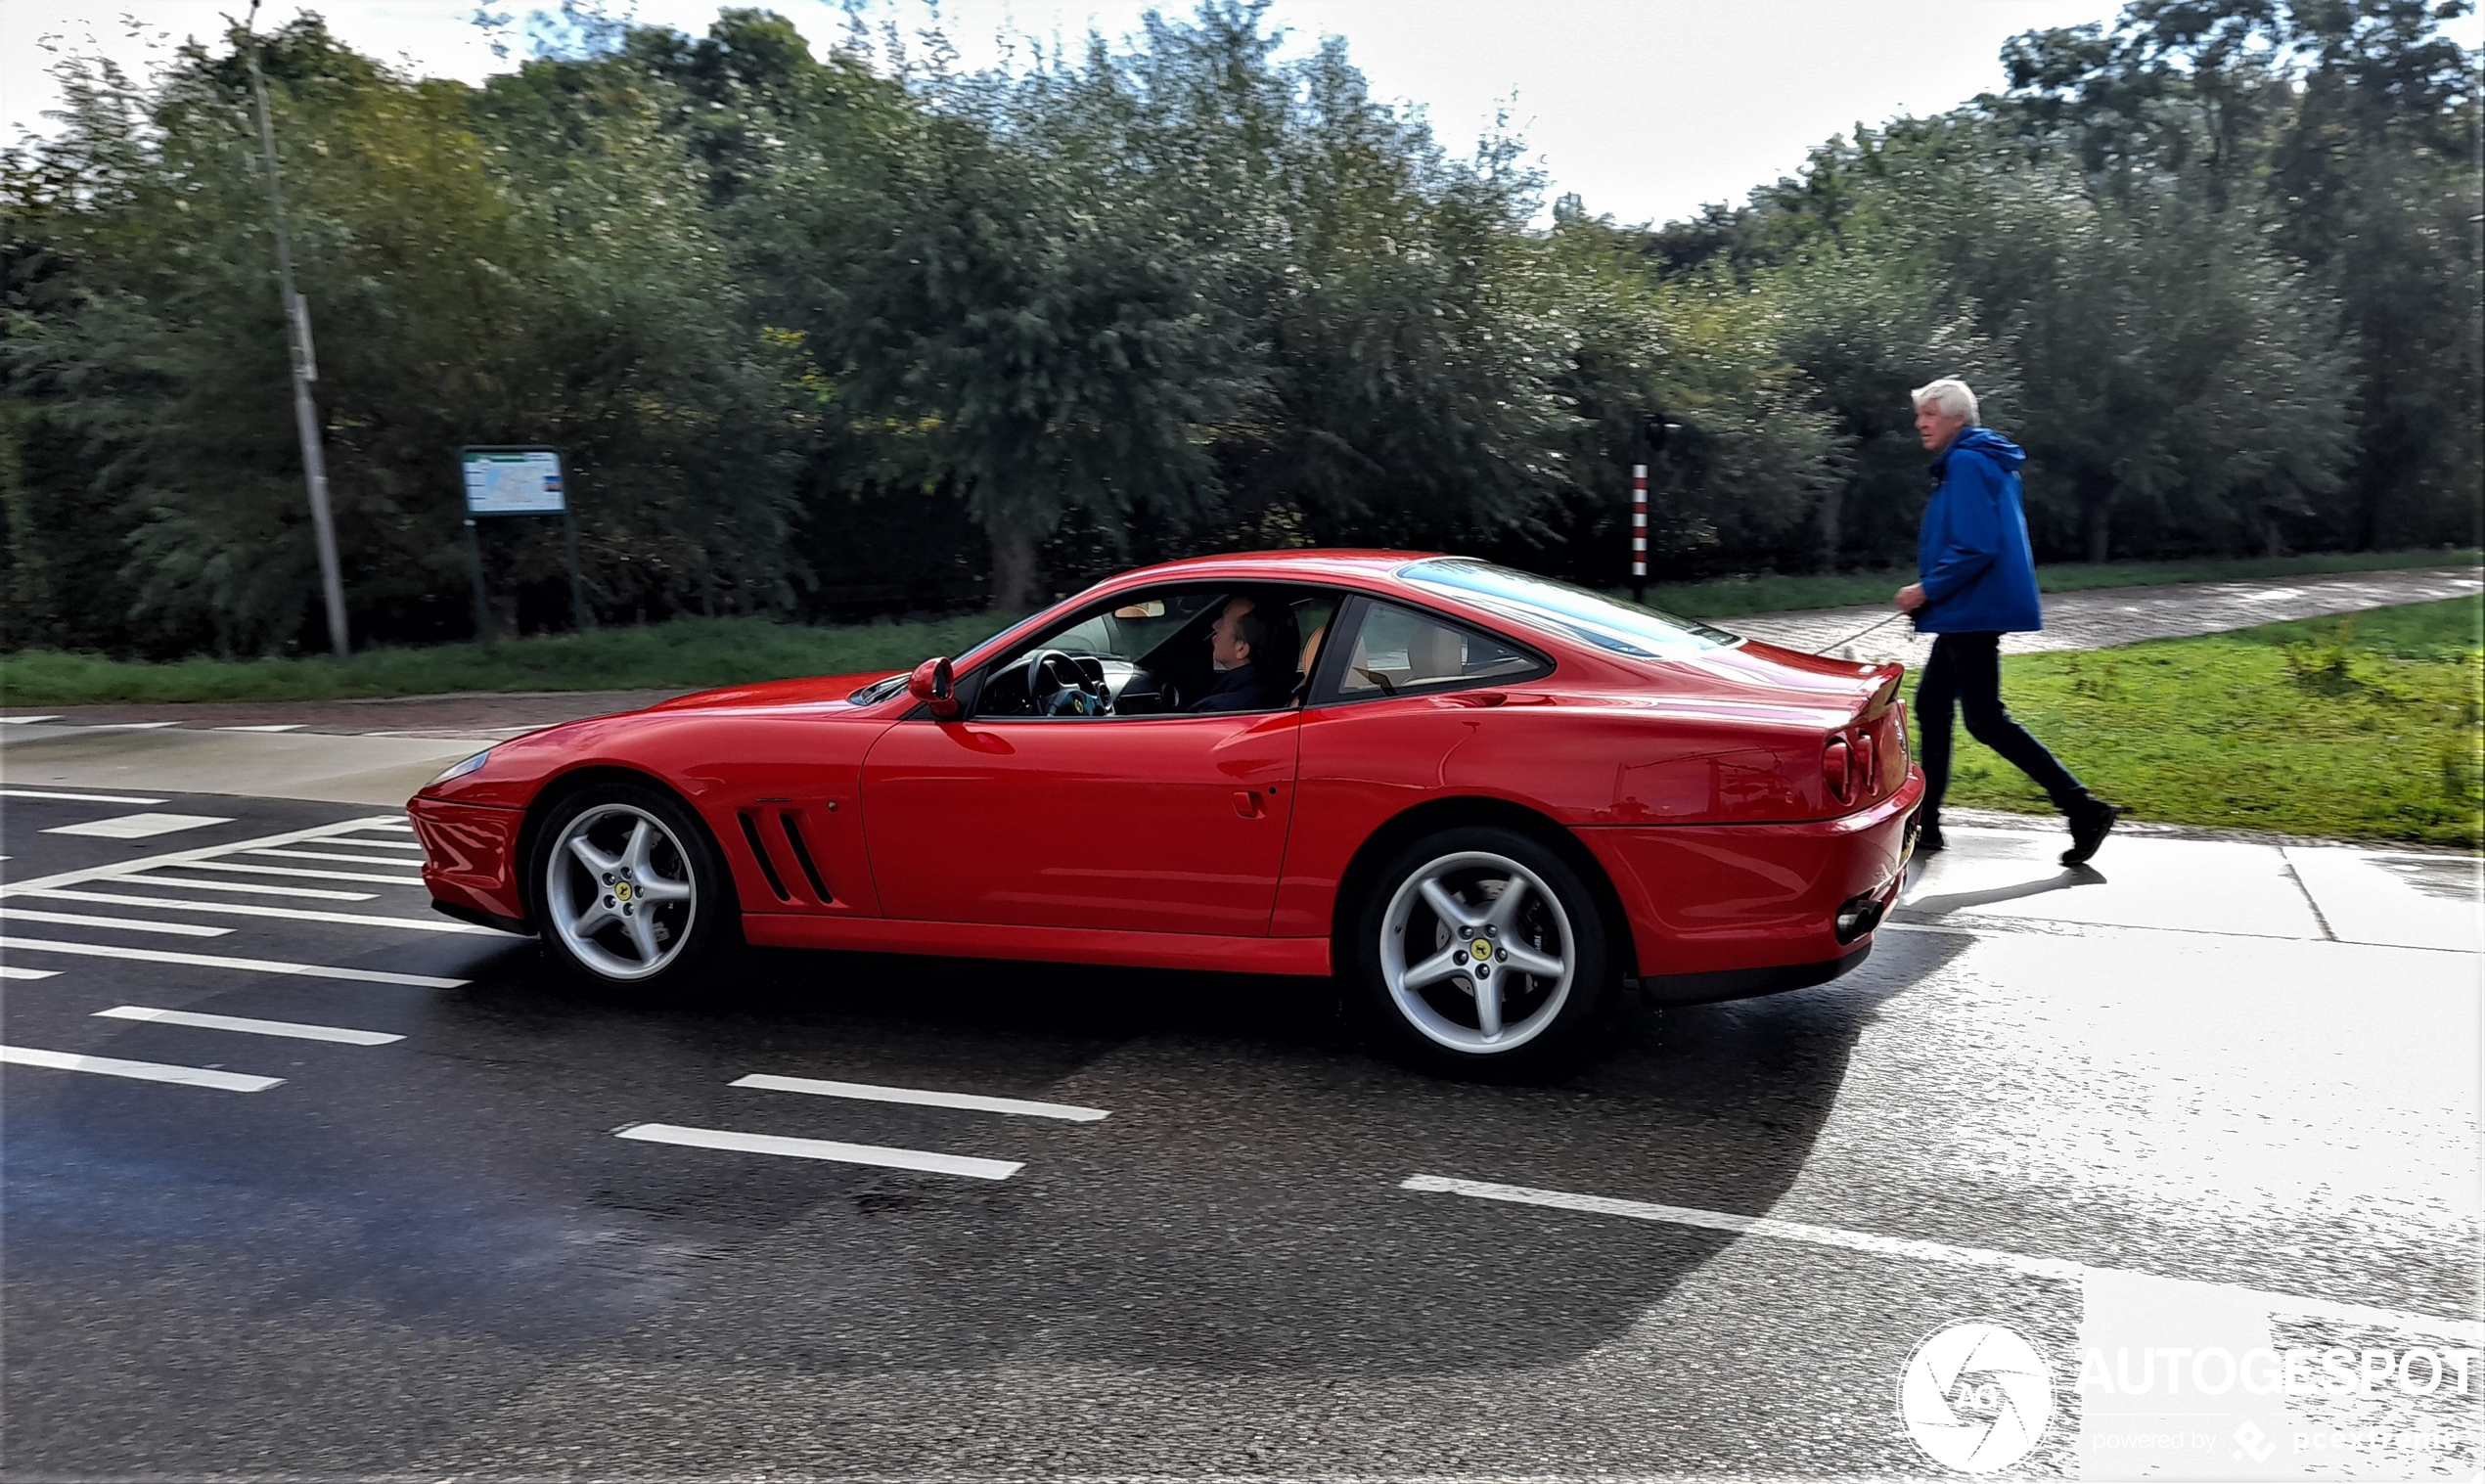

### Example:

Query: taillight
xmin=1823 ymin=737 xmax=1854 ymax=805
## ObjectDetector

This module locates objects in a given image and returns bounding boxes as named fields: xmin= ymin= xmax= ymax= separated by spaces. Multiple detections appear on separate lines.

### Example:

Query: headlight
xmin=428 ymin=748 xmax=493 ymax=787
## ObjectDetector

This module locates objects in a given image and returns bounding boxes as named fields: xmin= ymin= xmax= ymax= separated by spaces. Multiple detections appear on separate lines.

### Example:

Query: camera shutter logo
xmin=1898 ymin=1320 xmax=2056 ymax=1473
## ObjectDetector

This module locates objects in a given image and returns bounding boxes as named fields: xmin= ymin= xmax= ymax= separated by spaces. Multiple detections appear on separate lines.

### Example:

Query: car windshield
xmin=1396 ymin=558 xmax=1738 ymax=660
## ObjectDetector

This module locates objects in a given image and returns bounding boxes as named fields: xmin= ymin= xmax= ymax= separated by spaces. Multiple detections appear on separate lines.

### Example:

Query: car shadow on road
xmin=391 ymin=924 xmax=1976 ymax=1380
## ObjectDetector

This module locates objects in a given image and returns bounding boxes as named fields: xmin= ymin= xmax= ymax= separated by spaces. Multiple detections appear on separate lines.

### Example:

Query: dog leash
xmin=1820 ymin=608 xmax=1912 ymax=652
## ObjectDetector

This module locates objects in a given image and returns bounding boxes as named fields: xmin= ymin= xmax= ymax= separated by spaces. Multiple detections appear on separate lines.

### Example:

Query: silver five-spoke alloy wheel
xmin=1378 ymin=849 xmax=1574 ymax=1053
xmin=545 ymin=804 xmax=699 ymax=981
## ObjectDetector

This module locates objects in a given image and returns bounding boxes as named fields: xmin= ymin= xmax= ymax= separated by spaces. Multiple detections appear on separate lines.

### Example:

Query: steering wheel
xmin=1025 ymin=650 xmax=1104 ymax=716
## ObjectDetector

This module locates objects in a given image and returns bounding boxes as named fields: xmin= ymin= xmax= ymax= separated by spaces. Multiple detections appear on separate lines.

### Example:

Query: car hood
xmin=643 ymin=672 xmax=896 ymax=713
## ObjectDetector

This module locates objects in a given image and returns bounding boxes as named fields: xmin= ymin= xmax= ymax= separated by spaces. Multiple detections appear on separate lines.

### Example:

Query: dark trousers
xmin=1916 ymin=631 xmax=2089 ymax=823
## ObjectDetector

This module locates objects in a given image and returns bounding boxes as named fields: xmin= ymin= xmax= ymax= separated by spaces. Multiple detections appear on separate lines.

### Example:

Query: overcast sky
xmin=11 ymin=1 xmax=2472 ymax=226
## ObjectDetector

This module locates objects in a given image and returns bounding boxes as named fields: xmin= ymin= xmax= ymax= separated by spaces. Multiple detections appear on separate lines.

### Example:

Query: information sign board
xmin=461 ymin=447 xmax=565 ymax=516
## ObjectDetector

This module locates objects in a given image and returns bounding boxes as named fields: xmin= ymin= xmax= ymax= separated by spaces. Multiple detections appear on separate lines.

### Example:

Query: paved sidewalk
xmin=1730 ymin=563 xmax=2480 ymax=665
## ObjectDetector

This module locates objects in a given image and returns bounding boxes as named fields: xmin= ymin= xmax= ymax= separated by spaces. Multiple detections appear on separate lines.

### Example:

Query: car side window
xmin=1331 ymin=601 xmax=1544 ymax=699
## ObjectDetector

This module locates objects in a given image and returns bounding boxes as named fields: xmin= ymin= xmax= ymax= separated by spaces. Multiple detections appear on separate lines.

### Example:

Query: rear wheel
xmin=533 ymin=782 xmax=732 ymax=992
xmin=1351 ymin=826 xmax=1614 ymax=1079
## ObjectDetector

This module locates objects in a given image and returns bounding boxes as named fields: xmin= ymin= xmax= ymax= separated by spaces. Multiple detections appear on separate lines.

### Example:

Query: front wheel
xmin=533 ymin=782 xmax=733 ymax=992
xmin=1350 ymin=826 xmax=1615 ymax=1079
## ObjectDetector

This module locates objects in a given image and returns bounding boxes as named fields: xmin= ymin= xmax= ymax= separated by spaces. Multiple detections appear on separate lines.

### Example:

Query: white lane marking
xmin=126 ymin=873 xmax=378 ymax=902
xmin=614 ymin=1123 xmax=1022 ymax=1180
xmin=79 ymin=722 xmax=177 ymax=731
xmin=1400 ymin=1175 xmax=2484 ymax=1345
xmin=13 ymin=888 xmax=487 ymax=934
xmin=320 ymin=837 xmax=425 ymax=852
xmin=243 ymin=848 xmax=434 ymax=867
xmin=0 ymin=937 xmax=468 ymax=988
xmin=0 ymin=965 xmax=61 ymax=980
xmin=0 ymin=1045 xmax=281 ymax=1092
xmin=0 ymin=814 xmax=404 ymax=898
xmin=178 ymin=861 xmax=423 ymax=886
xmin=731 ymin=1073 xmax=1109 ymax=1123
xmin=0 ymin=907 xmax=231 ymax=938
xmin=0 ymin=787 xmax=168 ymax=804
xmin=365 ymin=823 xmax=417 ymax=832
xmin=0 ymin=715 xmax=61 ymax=725
xmin=42 ymin=812 xmax=233 ymax=840
xmin=94 ymin=1006 xmax=403 ymax=1046
xmin=212 ymin=724 xmax=304 ymax=733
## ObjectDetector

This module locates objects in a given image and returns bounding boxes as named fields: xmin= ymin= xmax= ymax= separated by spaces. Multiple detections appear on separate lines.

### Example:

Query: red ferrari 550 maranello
xmin=410 ymin=552 xmax=1923 ymax=1075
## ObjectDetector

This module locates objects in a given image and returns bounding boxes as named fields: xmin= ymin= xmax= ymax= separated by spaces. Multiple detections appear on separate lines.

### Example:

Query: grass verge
xmin=0 ymin=548 xmax=2473 ymax=710
xmin=1636 ymin=548 xmax=2480 ymax=618
xmin=0 ymin=613 xmax=1017 ymax=707
xmin=1932 ymin=596 xmax=2484 ymax=848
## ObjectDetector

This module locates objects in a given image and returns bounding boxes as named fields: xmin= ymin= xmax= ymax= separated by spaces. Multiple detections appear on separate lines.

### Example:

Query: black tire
xmin=1348 ymin=825 xmax=1615 ymax=1080
xmin=529 ymin=781 xmax=737 ymax=996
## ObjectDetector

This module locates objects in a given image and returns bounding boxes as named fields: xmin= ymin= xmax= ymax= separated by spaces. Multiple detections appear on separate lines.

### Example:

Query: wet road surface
xmin=2 ymin=787 xmax=2476 ymax=1479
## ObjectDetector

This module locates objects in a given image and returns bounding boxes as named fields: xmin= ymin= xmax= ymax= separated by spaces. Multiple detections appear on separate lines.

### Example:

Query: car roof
xmin=1098 ymin=550 xmax=1439 ymax=586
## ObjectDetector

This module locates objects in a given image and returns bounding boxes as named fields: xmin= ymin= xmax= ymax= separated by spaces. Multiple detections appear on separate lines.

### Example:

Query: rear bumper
xmin=1579 ymin=769 xmax=1923 ymax=983
xmin=408 ymin=794 xmax=529 ymax=929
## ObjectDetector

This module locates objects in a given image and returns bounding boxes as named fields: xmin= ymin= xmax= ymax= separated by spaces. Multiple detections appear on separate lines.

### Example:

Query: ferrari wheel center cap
xmin=1469 ymin=937 xmax=1493 ymax=961
xmin=614 ymin=881 xmax=634 ymax=903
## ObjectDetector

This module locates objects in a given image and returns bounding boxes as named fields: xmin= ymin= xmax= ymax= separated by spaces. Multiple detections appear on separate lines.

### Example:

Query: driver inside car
xmin=1188 ymin=594 xmax=1297 ymax=713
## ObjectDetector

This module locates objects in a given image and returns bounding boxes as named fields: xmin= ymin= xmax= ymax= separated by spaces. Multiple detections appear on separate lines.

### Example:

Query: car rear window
xmin=1397 ymin=559 xmax=1738 ymax=660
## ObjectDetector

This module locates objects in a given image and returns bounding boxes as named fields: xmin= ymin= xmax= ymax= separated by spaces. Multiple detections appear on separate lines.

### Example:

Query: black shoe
xmin=2062 ymin=800 xmax=2120 ymax=866
xmin=1916 ymin=820 xmax=1945 ymax=856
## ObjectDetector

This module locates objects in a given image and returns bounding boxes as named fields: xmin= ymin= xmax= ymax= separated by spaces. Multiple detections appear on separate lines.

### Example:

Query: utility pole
xmin=242 ymin=1 xmax=349 ymax=657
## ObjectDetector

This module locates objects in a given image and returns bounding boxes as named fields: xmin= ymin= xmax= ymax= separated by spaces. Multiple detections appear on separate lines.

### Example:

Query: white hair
xmin=1910 ymin=378 xmax=1980 ymax=425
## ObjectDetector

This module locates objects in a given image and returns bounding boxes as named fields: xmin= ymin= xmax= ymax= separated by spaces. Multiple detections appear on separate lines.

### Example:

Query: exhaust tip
xmin=1833 ymin=891 xmax=1887 ymax=944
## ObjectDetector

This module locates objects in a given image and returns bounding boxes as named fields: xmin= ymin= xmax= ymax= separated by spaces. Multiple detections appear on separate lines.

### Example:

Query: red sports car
xmin=410 ymin=552 xmax=1922 ymax=1075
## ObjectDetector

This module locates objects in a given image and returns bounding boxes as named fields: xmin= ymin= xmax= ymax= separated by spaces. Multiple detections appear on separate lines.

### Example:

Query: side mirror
xmin=906 ymin=656 xmax=959 ymax=719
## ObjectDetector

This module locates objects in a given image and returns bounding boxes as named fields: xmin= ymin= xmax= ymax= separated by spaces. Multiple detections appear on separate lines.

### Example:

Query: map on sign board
xmin=461 ymin=449 xmax=565 ymax=516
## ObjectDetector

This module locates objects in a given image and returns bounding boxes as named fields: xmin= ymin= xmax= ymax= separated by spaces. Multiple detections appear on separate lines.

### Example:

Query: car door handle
xmin=1232 ymin=790 xmax=1264 ymax=819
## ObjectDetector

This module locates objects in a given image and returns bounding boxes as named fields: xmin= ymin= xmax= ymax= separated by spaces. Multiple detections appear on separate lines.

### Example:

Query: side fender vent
xmin=736 ymin=812 xmax=792 ymax=902
xmin=778 ymin=811 xmax=833 ymax=904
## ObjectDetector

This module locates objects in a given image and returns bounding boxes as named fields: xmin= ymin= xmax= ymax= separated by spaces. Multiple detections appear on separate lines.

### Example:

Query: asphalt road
xmin=2 ymin=784 xmax=2477 ymax=1481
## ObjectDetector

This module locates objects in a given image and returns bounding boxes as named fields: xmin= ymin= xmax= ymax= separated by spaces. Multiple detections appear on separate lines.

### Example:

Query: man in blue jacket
xmin=1896 ymin=379 xmax=2118 ymax=865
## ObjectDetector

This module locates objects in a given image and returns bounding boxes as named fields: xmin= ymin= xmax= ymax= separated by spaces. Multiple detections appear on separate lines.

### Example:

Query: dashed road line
xmin=0 ymin=907 xmax=231 ymax=938
xmin=212 ymin=724 xmax=304 ymax=733
xmin=94 ymin=1006 xmax=403 ymax=1046
xmin=243 ymin=848 xmax=432 ymax=868
xmin=0 ymin=815 xmax=404 ymax=898
xmin=0 ymin=787 xmax=168 ymax=805
xmin=42 ymin=812 xmax=233 ymax=840
xmin=0 ymin=965 xmax=62 ymax=980
xmin=15 ymin=887 xmax=488 ymax=935
xmin=1 ymin=1045 xmax=282 ymax=1093
xmin=1399 ymin=1174 xmax=2483 ymax=1345
xmin=615 ymin=1122 xmax=1024 ymax=1179
xmin=731 ymin=1073 xmax=1110 ymax=1122
xmin=0 ymin=937 xmax=467 ymax=988
xmin=178 ymin=861 xmax=424 ymax=886
xmin=0 ymin=715 xmax=61 ymax=725
xmin=126 ymin=873 xmax=378 ymax=901
xmin=321 ymin=837 xmax=425 ymax=852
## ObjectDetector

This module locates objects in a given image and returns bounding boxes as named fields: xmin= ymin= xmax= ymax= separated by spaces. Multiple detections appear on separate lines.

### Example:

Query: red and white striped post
xmin=1630 ymin=463 xmax=1648 ymax=604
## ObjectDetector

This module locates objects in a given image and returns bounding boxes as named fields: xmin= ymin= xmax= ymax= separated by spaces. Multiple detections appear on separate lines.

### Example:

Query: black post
xmin=564 ymin=505 xmax=589 ymax=632
xmin=466 ymin=517 xmax=491 ymax=644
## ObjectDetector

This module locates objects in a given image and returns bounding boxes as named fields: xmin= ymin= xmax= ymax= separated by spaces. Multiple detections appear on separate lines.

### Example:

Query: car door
xmin=857 ymin=704 xmax=1302 ymax=937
